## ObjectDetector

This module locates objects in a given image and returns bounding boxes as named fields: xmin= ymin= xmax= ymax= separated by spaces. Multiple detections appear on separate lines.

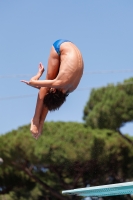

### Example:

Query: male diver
xmin=21 ymin=39 xmax=84 ymax=139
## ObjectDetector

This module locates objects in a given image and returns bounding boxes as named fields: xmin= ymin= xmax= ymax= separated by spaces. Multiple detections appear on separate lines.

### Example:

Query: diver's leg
xmin=31 ymin=46 xmax=60 ymax=137
xmin=34 ymin=106 xmax=48 ymax=139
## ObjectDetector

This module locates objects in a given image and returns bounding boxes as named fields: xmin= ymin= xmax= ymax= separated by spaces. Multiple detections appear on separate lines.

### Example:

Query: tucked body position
xmin=21 ymin=39 xmax=84 ymax=139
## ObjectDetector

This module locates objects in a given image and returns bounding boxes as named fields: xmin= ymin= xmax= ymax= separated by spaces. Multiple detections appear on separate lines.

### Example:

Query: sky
xmin=0 ymin=1 xmax=133 ymax=135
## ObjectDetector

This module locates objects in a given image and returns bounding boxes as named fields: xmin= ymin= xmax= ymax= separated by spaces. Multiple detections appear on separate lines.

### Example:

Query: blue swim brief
xmin=53 ymin=39 xmax=70 ymax=55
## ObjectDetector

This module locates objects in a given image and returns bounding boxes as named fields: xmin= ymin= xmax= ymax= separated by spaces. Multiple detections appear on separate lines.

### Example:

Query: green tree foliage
xmin=0 ymin=122 xmax=133 ymax=199
xmin=83 ymin=78 xmax=133 ymax=142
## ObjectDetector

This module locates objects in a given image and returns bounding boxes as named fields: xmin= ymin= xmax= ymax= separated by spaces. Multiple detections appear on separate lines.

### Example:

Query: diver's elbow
xmin=53 ymin=80 xmax=66 ymax=88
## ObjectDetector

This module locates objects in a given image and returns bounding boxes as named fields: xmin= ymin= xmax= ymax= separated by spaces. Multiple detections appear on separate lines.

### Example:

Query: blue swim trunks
xmin=53 ymin=39 xmax=70 ymax=55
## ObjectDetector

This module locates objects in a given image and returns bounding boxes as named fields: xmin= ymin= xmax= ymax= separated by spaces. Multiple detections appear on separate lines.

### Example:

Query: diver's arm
xmin=28 ymin=79 xmax=66 ymax=88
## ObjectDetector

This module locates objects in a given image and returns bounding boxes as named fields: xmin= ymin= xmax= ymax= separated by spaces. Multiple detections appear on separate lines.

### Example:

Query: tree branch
xmin=117 ymin=129 xmax=133 ymax=145
xmin=11 ymin=161 xmax=68 ymax=200
xmin=49 ymin=165 xmax=70 ymax=190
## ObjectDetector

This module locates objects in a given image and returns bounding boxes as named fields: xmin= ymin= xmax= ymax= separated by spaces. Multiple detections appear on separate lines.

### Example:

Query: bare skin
xmin=21 ymin=41 xmax=84 ymax=139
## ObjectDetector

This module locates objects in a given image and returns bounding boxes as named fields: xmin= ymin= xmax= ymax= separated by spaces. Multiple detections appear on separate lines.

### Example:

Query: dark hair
xmin=43 ymin=89 xmax=69 ymax=111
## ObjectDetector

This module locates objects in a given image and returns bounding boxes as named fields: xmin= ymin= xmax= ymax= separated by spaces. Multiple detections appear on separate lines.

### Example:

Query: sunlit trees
xmin=83 ymin=78 xmax=133 ymax=144
xmin=0 ymin=122 xmax=133 ymax=199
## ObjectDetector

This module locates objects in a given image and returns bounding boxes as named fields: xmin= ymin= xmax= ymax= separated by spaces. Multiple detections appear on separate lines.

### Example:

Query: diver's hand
xmin=21 ymin=80 xmax=30 ymax=85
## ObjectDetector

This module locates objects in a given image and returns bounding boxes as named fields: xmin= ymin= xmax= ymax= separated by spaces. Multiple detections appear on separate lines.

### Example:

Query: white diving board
xmin=62 ymin=182 xmax=133 ymax=197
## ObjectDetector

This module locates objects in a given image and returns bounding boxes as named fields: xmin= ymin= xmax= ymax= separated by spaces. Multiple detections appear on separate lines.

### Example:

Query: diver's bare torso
xmin=53 ymin=42 xmax=84 ymax=93
xmin=28 ymin=41 xmax=84 ymax=94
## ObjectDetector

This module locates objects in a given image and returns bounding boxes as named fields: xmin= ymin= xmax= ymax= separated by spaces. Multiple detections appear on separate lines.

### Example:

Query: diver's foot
xmin=34 ymin=121 xmax=44 ymax=139
xmin=30 ymin=119 xmax=39 ymax=139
